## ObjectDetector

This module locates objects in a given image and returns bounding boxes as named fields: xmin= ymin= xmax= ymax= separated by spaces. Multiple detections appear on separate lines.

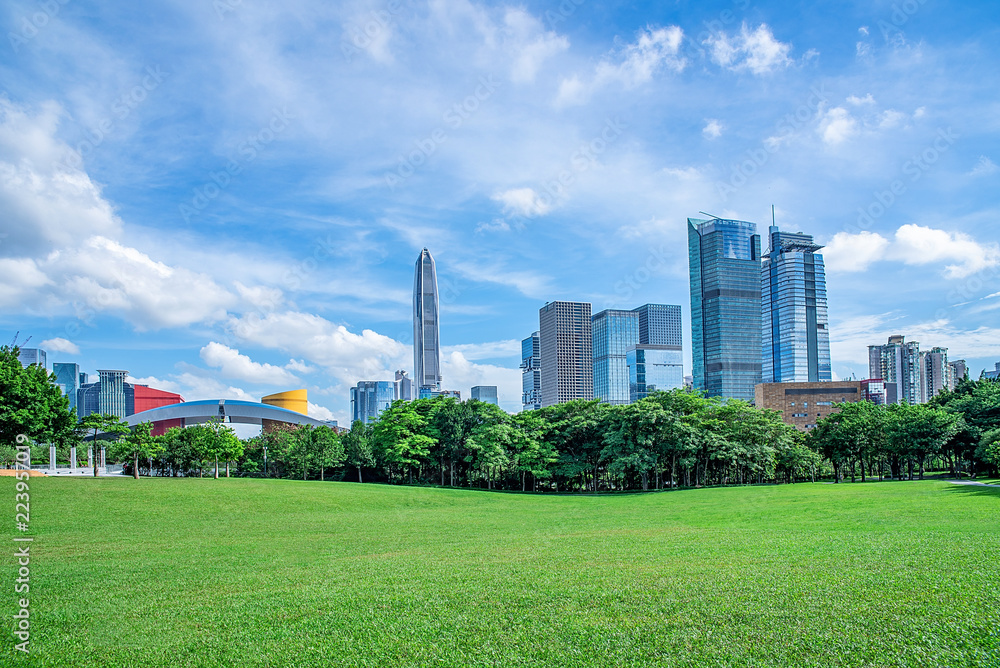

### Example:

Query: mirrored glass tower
xmin=413 ymin=248 xmax=442 ymax=393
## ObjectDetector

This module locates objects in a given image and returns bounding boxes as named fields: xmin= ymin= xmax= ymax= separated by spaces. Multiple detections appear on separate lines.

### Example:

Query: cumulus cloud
xmin=823 ymin=231 xmax=891 ymax=272
xmin=440 ymin=351 xmax=521 ymax=410
xmin=199 ymin=341 xmax=301 ymax=385
xmin=819 ymin=107 xmax=858 ymax=145
xmin=443 ymin=339 xmax=520 ymax=361
xmin=491 ymin=187 xmax=552 ymax=217
xmin=846 ymin=93 xmax=875 ymax=106
xmin=824 ymin=226 xmax=1000 ymax=278
xmin=39 ymin=337 xmax=81 ymax=355
xmin=702 ymin=119 xmax=723 ymax=139
xmin=704 ymin=23 xmax=792 ymax=75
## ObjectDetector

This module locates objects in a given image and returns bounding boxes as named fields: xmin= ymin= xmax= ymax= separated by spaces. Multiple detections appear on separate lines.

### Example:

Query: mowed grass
xmin=3 ymin=478 xmax=999 ymax=667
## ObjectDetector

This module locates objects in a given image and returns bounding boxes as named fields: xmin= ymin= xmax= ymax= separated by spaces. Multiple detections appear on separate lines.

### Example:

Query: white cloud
xmin=286 ymin=358 xmax=315 ymax=374
xmin=702 ymin=119 xmax=723 ymax=139
xmin=200 ymin=341 xmax=301 ymax=386
xmin=819 ymin=107 xmax=857 ymax=145
xmin=556 ymin=26 xmax=684 ymax=106
xmin=823 ymin=231 xmax=891 ymax=272
xmin=451 ymin=260 xmax=553 ymax=299
xmin=704 ymin=23 xmax=793 ymax=75
xmin=858 ymin=26 xmax=869 ymax=36
xmin=307 ymin=402 xmax=336 ymax=422
xmin=491 ymin=187 xmax=552 ymax=217
xmin=39 ymin=337 xmax=80 ymax=355
xmin=502 ymin=8 xmax=569 ymax=83
xmin=889 ymin=224 xmax=1000 ymax=279
xmin=443 ymin=339 xmax=520 ymax=361
xmin=475 ymin=218 xmax=511 ymax=233
xmin=846 ymin=93 xmax=875 ymax=106
xmin=878 ymin=109 xmax=906 ymax=129
xmin=440 ymin=351 xmax=521 ymax=412
xmin=969 ymin=156 xmax=998 ymax=177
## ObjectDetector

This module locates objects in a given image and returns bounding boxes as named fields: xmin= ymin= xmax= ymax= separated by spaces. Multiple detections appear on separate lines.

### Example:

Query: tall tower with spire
xmin=413 ymin=248 xmax=442 ymax=393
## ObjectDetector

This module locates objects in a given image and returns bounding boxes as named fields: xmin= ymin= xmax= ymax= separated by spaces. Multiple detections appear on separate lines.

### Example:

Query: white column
xmin=88 ymin=447 xmax=93 ymax=469
xmin=70 ymin=447 xmax=77 ymax=471
xmin=100 ymin=447 xmax=106 ymax=469
xmin=49 ymin=444 xmax=57 ymax=471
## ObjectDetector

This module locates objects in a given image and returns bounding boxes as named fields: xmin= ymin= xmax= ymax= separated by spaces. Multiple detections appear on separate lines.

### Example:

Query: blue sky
xmin=2 ymin=0 xmax=999 ymax=424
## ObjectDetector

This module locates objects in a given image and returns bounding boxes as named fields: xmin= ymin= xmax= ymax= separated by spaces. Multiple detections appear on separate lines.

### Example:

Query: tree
xmin=343 ymin=421 xmax=375 ymax=482
xmin=0 ymin=345 xmax=77 ymax=450
xmin=371 ymin=401 xmax=435 ymax=483
xmin=78 ymin=413 xmax=129 ymax=477
xmin=110 ymin=422 xmax=164 ymax=479
xmin=311 ymin=425 xmax=344 ymax=481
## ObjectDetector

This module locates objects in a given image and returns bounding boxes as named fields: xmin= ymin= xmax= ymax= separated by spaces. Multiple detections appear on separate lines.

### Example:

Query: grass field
xmin=3 ymin=478 xmax=999 ymax=667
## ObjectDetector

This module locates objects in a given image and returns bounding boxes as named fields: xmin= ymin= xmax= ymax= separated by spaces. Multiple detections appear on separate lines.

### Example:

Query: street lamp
xmin=263 ymin=445 xmax=267 ymax=478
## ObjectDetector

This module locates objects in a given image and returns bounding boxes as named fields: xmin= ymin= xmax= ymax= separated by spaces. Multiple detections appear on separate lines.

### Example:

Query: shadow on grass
xmin=942 ymin=483 xmax=1000 ymax=498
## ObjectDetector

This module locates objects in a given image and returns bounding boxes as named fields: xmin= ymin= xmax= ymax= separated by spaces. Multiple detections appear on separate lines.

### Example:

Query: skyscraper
xmin=539 ymin=301 xmax=592 ymax=407
xmin=521 ymin=331 xmax=541 ymax=411
xmin=394 ymin=370 xmax=413 ymax=402
xmin=413 ymin=248 xmax=442 ymax=393
xmin=98 ymin=370 xmax=129 ymax=418
xmin=922 ymin=347 xmax=950 ymax=402
xmin=627 ymin=345 xmax=684 ymax=402
xmin=869 ymin=336 xmax=921 ymax=404
xmin=591 ymin=309 xmax=638 ymax=404
xmin=761 ymin=224 xmax=832 ymax=383
xmin=350 ymin=381 xmax=396 ymax=425
xmin=688 ymin=217 xmax=762 ymax=401
xmin=53 ymin=362 xmax=82 ymax=416
xmin=471 ymin=386 xmax=499 ymax=405
xmin=17 ymin=348 xmax=46 ymax=370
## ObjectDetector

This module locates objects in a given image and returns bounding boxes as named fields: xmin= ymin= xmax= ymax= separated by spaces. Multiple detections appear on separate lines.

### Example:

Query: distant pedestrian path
xmin=948 ymin=479 xmax=1000 ymax=488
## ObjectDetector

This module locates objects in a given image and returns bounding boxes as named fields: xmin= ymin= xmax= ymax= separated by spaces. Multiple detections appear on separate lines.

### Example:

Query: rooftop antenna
xmin=698 ymin=211 xmax=722 ymax=220
xmin=771 ymin=204 xmax=775 ymax=226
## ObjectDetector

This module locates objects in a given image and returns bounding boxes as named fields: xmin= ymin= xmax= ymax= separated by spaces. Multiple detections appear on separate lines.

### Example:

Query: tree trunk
xmin=321 ymin=466 xmax=325 ymax=482
xmin=214 ymin=457 xmax=219 ymax=479
xmin=642 ymin=470 xmax=648 ymax=491
xmin=134 ymin=452 xmax=139 ymax=479
xmin=918 ymin=457 xmax=924 ymax=480
xmin=860 ymin=457 xmax=866 ymax=483
xmin=358 ymin=467 xmax=363 ymax=483
xmin=522 ymin=471 xmax=525 ymax=492
xmin=226 ymin=461 xmax=231 ymax=478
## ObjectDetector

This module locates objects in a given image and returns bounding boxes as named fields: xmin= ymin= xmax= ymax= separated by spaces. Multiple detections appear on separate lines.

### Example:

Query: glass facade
xmin=98 ymin=370 xmax=129 ymax=418
xmin=17 ymin=348 xmax=46 ymax=370
xmin=521 ymin=331 xmax=541 ymax=410
xmin=633 ymin=304 xmax=682 ymax=347
xmin=627 ymin=346 xmax=684 ymax=402
xmin=471 ymin=386 xmax=498 ymax=405
xmin=53 ymin=362 xmax=81 ymax=415
xmin=761 ymin=226 xmax=832 ymax=383
xmin=592 ymin=309 xmax=639 ymax=405
xmin=413 ymin=248 xmax=442 ymax=392
xmin=350 ymin=381 xmax=396 ymax=425
xmin=688 ymin=217 xmax=762 ymax=401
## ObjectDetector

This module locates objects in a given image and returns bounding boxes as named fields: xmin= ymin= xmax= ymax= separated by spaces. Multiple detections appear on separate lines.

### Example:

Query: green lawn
xmin=3 ymin=478 xmax=999 ymax=667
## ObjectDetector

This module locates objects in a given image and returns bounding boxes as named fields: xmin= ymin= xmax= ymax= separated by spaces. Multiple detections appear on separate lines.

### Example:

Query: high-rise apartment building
xmin=53 ymin=362 xmax=82 ymax=416
xmin=869 ymin=336 xmax=922 ymax=404
xmin=761 ymin=225 xmax=832 ymax=383
xmin=471 ymin=386 xmax=498 ymax=405
xmin=17 ymin=347 xmax=46 ymax=370
xmin=413 ymin=248 xmax=442 ymax=393
xmin=539 ymin=301 xmax=592 ymax=407
xmin=350 ymin=381 xmax=396 ymax=425
xmin=688 ymin=217 xmax=762 ymax=401
xmin=922 ymin=347 xmax=951 ymax=402
xmin=521 ymin=331 xmax=541 ymax=411
xmin=591 ymin=309 xmax=638 ymax=405
xmin=949 ymin=359 xmax=968 ymax=385
xmin=593 ymin=304 xmax=683 ymax=404
xmin=394 ymin=370 xmax=413 ymax=402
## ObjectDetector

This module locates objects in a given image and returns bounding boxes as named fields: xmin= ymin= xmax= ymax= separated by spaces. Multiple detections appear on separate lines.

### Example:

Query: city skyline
xmin=3 ymin=0 xmax=1000 ymax=424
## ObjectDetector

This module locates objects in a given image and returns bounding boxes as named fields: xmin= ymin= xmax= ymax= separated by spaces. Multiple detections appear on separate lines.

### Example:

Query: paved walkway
xmin=947 ymin=479 xmax=1000 ymax=488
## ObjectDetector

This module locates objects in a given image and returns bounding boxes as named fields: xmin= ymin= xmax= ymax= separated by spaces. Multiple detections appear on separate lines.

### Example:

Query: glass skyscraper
xmin=592 ymin=309 xmax=638 ymax=404
xmin=350 ymin=381 xmax=396 ymax=425
xmin=593 ymin=304 xmax=683 ymax=404
xmin=53 ymin=362 xmax=82 ymax=416
xmin=98 ymin=370 xmax=129 ymax=418
xmin=761 ymin=225 xmax=831 ymax=383
xmin=627 ymin=346 xmax=684 ymax=402
xmin=688 ymin=217 xmax=762 ymax=401
xmin=17 ymin=347 xmax=46 ymax=370
xmin=413 ymin=248 xmax=442 ymax=393
xmin=471 ymin=386 xmax=499 ymax=405
xmin=521 ymin=331 xmax=541 ymax=411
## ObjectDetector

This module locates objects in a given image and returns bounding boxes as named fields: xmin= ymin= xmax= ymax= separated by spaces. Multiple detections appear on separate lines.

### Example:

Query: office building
xmin=860 ymin=378 xmax=889 ymax=405
xmin=539 ymin=301 xmax=592 ymax=407
xmin=394 ymin=370 xmax=413 ymax=402
xmin=985 ymin=362 xmax=1000 ymax=381
xmin=413 ymin=248 xmax=442 ymax=394
xmin=688 ymin=217 xmax=762 ymax=401
xmin=628 ymin=345 xmax=684 ymax=402
xmin=471 ymin=386 xmax=499 ymax=405
xmin=350 ymin=381 xmax=396 ymax=425
xmin=17 ymin=347 xmax=46 ymax=370
xmin=761 ymin=225 xmax=832 ymax=383
xmin=53 ymin=362 xmax=82 ymax=415
xmin=77 ymin=372 xmax=182 ymax=422
xmin=98 ymin=370 xmax=129 ymax=418
xmin=419 ymin=388 xmax=461 ymax=400
xmin=591 ymin=309 xmax=638 ymax=404
xmin=521 ymin=331 xmax=541 ymax=411
xmin=592 ymin=304 xmax=684 ymax=404
xmin=754 ymin=381 xmax=863 ymax=431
